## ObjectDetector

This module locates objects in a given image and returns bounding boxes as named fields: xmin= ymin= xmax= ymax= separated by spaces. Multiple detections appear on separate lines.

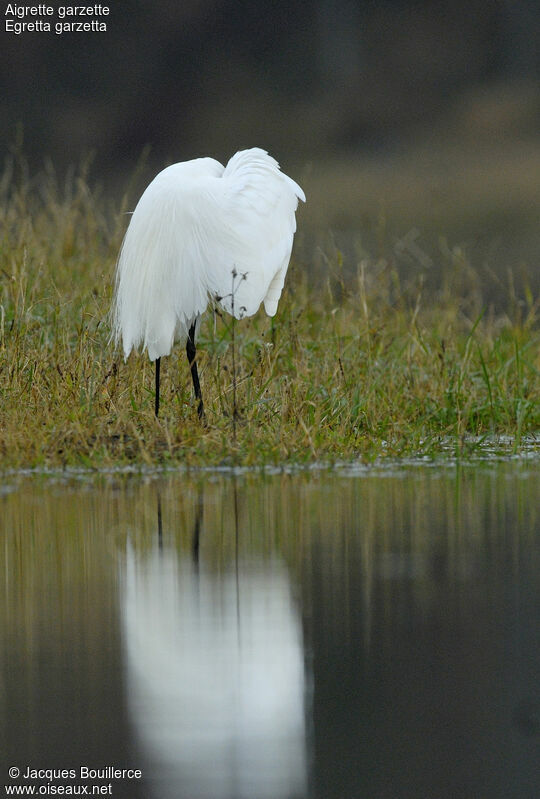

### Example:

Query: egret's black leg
xmin=192 ymin=485 xmax=204 ymax=567
xmin=186 ymin=323 xmax=204 ymax=420
xmin=155 ymin=357 xmax=161 ymax=417
xmin=157 ymin=492 xmax=163 ymax=550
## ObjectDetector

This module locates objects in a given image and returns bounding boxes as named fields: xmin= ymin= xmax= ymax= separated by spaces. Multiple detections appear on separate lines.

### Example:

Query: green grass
xmin=0 ymin=155 xmax=539 ymax=470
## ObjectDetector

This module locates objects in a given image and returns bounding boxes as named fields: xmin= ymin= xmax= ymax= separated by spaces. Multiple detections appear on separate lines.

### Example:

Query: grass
xmin=0 ymin=154 xmax=539 ymax=470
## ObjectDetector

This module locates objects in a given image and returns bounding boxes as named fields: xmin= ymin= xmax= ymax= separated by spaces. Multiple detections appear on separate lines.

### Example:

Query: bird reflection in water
xmin=122 ymin=482 xmax=308 ymax=799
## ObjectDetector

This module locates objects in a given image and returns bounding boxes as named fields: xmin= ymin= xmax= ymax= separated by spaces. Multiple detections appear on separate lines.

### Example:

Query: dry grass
xmin=0 ymin=154 xmax=539 ymax=470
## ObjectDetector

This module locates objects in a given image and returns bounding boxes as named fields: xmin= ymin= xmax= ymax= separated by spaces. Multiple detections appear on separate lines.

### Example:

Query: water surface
xmin=1 ymin=463 xmax=539 ymax=798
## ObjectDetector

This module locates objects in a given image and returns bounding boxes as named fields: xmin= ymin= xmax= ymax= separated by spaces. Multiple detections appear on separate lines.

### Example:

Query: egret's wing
xmin=113 ymin=158 xmax=225 ymax=361
xmin=206 ymin=148 xmax=305 ymax=318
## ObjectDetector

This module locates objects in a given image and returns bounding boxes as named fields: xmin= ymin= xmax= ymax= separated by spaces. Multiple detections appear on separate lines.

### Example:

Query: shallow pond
xmin=1 ymin=462 xmax=539 ymax=798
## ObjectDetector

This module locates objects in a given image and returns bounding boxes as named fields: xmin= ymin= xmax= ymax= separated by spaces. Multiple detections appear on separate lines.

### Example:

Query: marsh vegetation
xmin=0 ymin=154 xmax=538 ymax=469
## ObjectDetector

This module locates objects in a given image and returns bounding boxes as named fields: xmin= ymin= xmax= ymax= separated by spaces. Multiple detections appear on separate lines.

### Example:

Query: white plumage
xmin=113 ymin=148 xmax=305 ymax=363
xmin=122 ymin=548 xmax=308 ymax=799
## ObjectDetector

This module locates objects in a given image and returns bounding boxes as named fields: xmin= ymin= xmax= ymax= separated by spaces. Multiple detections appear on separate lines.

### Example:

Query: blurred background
xmin=2 ymin=0 xmax=539 ymax=295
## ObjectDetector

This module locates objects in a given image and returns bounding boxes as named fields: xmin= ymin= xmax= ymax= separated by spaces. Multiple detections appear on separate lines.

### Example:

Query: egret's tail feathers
xmin=113 ymin=159 xmax=224 ymax=360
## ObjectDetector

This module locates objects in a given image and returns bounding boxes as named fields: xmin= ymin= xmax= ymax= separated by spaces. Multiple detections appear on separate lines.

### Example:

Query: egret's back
xmin=113 ymin=149 xmax=305 ymax=361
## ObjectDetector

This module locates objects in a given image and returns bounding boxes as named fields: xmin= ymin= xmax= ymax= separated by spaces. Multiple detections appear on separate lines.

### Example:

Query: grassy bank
xmin=0 ymin=158 xmax=539 ymax=470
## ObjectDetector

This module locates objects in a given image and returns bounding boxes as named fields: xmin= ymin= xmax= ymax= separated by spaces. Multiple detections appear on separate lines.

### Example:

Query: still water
xmin=1 ymin=463 xmax=539 ymax=798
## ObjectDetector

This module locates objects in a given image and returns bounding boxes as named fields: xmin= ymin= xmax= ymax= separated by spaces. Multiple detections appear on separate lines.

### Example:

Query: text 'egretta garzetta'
xmin=113 ymin=148 xmax=305 ymax=418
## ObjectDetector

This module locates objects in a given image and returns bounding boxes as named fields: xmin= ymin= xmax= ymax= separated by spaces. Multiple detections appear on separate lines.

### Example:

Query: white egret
xmin=122 ymin=547 xmax=308 ymax=799
xmin=113 ymin=148 xmax=305 ymax=418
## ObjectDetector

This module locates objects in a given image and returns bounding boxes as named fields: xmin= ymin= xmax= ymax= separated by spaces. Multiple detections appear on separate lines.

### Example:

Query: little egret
xmin=113 ymin=148 xmax=305 ymax=418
